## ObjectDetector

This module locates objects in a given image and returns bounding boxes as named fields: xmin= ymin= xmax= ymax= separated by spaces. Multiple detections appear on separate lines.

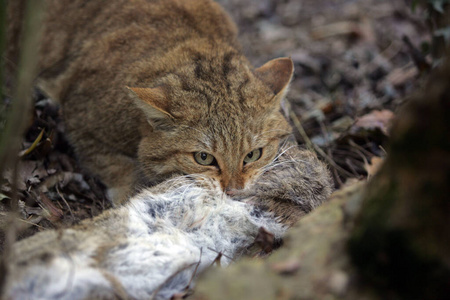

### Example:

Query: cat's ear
xmin=126 ymin=86 xmax=174 ymax=130
xmin=255 ymin=57 xmax=294 ymax=97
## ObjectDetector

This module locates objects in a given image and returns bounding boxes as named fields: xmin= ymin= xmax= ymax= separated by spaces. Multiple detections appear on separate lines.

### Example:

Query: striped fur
xmin=8 ymin=0 xmax=294 ymax=204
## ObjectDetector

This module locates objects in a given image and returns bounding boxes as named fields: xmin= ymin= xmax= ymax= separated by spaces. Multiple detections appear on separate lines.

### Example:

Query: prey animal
xmin=3 ymin=145 xmax=332 ymax=300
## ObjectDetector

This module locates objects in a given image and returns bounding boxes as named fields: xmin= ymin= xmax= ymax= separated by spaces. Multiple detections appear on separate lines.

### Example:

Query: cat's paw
xmin=106 ymin=185 xmax=132 ymax=205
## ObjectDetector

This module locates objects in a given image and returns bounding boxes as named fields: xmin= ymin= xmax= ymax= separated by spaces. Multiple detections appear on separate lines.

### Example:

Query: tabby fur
xmin=7 ymin=0 xmax=295 ymax=204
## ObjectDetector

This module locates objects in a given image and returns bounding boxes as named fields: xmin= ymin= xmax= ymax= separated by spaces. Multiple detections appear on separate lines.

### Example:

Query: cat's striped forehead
xmin=161 ymin=49 xmax=274 ymax=113
xmin=147 ymin=47 xmax=291 ymax=161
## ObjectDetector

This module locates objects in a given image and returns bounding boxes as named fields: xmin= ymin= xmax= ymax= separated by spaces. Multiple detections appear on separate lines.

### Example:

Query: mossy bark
xmin=192 ymin=56 xmax=450 ymax=299
xmin=349 ymin=52 xmax=450 ymax=299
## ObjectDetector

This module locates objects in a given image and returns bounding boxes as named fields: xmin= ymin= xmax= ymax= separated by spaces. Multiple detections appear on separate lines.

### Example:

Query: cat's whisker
xmin=278 ymin=137 xmax=295 ymax=151
xmin=260 ymin=158 xmax=312 ymax=175
xmin=177 ymin=184 xmax=197 ymax=200
xmin=272 ymin=144 xmax=298 ymax=162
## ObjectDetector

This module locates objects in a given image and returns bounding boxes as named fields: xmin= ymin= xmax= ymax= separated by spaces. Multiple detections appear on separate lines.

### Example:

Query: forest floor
xmin=0 ymin=0 xmax=432 ymax=246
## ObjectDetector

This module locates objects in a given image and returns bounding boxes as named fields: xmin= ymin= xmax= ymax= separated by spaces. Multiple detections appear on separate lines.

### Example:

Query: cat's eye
xmin=194 ymin=152 xmax=216 ymax=166
xmin=243 ymin=148 xmax=262 ymax=164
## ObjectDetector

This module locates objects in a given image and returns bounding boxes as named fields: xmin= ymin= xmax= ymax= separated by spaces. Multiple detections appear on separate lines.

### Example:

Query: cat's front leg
xmin=80 ymin=152 xmax=138 ymax=205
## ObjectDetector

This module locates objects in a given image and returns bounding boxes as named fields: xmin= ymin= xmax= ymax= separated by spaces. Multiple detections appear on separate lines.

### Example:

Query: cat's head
xmin=129 ymin=56 xmax=293 ymax=193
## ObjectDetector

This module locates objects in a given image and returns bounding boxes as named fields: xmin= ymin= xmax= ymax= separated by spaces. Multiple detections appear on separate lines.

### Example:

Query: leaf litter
xmin=1 ymin=92 xmax=110 ymax=247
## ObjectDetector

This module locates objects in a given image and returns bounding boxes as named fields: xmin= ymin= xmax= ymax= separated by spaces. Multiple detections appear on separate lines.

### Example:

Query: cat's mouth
xmin=224 ymin=188 xmax=254 ymax=202
xmin=225 ymin=188 xmax=240 ymax=197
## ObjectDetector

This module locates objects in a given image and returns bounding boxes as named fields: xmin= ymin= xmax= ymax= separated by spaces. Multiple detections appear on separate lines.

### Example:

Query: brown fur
xmin=7 ymin=0 xmax=294 ymax=204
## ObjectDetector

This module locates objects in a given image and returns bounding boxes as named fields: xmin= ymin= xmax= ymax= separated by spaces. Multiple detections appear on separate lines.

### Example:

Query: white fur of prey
xmin=3 ymin=145 xmax=333 ymax=299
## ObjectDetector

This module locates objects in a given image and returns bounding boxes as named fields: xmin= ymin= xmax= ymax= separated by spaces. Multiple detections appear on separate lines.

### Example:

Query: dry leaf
xmin=387 ymin=65 xmax=419 ymax=86
xmin=254 ymin=227 xmax=275 ymax=253
xmin=365 ymin=156 xmax=384 ymax=178
xmin=0 ymin=193 xmax=10 ymax=201
xmin=3 ymin=161 xmax=49 ymax=191
xmin=351 ymin=109 xmax=395 ymax=136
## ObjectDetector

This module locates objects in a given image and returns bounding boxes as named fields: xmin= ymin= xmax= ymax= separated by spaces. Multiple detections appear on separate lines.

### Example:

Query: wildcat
xmin=7 ymin=0 xmax=295 ymax=204
xmin=3 ymin=145 xmax=332 ymax=300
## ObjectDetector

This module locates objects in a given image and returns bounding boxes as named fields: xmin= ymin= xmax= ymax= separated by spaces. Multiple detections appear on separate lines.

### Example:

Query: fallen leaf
xmin=3 ymin=161 xmax=48 ymax=191
xmin=254 ymin=227 xmax=275 ymax=254
xmin=386 ymin=66 xmax=418 ymax=87
xmin=0 ymin=193 xmax=10 ymax=201
xmin=351 ymin=109 xmax=395 ymax=136
xmin=364 ymin=156 xmax=384 ymax=178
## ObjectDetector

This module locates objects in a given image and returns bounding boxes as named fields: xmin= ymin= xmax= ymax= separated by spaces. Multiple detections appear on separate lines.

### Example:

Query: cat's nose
xmin=225 ymin=187 xmax=238 ymax=196
xmin=224 ymin=182 xmax=244 ymax=195
xmin=220 ymin=174 xmax=245 ymax=194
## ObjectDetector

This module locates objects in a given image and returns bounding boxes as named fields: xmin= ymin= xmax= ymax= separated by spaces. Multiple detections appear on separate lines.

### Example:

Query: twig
xmin=54 ymin=198 xmax=64 ymax=209
xmin=349 ymin=144 xmax=370 ymax=167
xmin=207 ymin=247 xmax=235 ymax=262
xmin=286 ymin=101 xmax=314 ymax=152
xmin=345 ymin=158 xmax=360 ymax=177
xmin=186 ymin=248 xmax=202 ymax=288
xmin=348 ymin=139 xmax=375 ymax=157
xmin=318 ymin=120 xmax=331 ymax=146
xmin=56 ymin=184 xmax=75 ymax=219
xmin=150 ymin=262 xmax=198 ymax=300
xmin=402 ymin=35 xmax=431 ymax=73
xmin=314 ymin=144 xmax=354 ymax=178
xmin=331 ymin=164 xmax=343 ymax=186
xmin=0 ymin=211 xmax=46 ymax=230
xmin=18 ymin=128 xmax=44 ymax=157
xmin=210 ymin=253 xmax=223 ymax=267
xmin=287 ymin=101 xmax=353 ymax=178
